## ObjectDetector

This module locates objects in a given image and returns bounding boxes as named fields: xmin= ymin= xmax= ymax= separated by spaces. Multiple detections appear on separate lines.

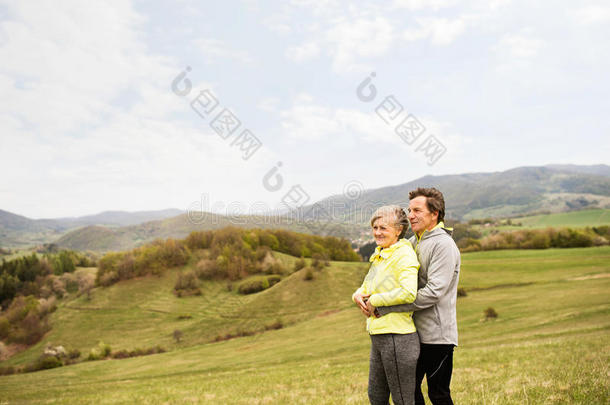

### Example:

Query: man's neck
xmin=417 ymin=222 xmax=441 ymax=238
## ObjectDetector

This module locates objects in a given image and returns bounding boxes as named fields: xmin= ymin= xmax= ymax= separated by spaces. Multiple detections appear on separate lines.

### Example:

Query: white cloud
xmin=492 ymin=29 xmax=545 ymax=72
xmin=257 ymin=97 xmax=280 ymax=112
xmin=193 ymin=38 xmax=254 ymax=64
xmin=278 ymin=94 xmax=469 ymax=171
xmin=403 ymin=16 xmax=468 ymax=46
xmin=392 ymin=0 xmax=458 ymax=11
xmin=280 ymin=93 xmax=408 ymax=145
xmin=324 ymin=16 xmax=394 ymax=72
xmin=286 ymin=41 xmax=320 ymax=62
xmin=573 ymin=4 xmax=610 ymax=25
xmin=494 ymin=31 xmax=544 ymax=59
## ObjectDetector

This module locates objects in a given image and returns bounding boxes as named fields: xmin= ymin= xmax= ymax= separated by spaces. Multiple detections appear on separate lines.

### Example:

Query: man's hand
xmin=354 ymin=293 xmax=371 ymax=317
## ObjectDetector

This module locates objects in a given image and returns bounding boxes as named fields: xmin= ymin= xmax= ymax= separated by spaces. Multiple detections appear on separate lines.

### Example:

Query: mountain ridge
xmin=2 ymin=164 xmax=609 ymax=250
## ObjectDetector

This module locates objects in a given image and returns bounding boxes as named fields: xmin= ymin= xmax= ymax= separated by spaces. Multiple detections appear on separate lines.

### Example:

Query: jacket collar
xmin=369 ymin=238 xmax=409 ymax=262
xmin=416 ymin=221 xmax=452 ymax=242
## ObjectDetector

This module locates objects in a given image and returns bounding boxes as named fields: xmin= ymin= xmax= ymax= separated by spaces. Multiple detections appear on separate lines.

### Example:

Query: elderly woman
xmin=353 ymin=205 xmax=420 ymax=405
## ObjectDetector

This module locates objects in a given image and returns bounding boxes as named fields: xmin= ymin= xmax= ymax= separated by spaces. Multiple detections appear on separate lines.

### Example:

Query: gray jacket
xmin=377 ymin=225 xmax=461 ymax=345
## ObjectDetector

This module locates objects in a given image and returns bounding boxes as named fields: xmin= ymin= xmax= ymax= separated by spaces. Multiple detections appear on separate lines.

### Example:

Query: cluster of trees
xmin=99 ymin=227 xmax=360 ymax=288
xmin=357 ymin=222 xmax=610 ymax=256
xmin=459 ymin=226 xmax=610 ymax=252
xmin=0 ymin=250 xmax=96 ymax=347
xmin=185 ymin=227 xmax=359 ymax=261
xmin=96 ymin=238 xmax=190 ymax=286
xmin=0 ymin=295 xmax=54 ymax=345
xmin=0 ymin=251 xmax=96 ymax=306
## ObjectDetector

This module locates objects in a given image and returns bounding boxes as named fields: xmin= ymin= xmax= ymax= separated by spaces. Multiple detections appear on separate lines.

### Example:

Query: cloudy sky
xmin=1 ymin=0 xmax=608 ymax=218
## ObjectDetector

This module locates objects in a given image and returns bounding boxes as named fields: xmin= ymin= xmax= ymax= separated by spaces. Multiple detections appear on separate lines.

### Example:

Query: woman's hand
xmin=366 ymin=299 xmax=379 ymax=318
xmin=354 ymin=293 xmax=371 ymax=317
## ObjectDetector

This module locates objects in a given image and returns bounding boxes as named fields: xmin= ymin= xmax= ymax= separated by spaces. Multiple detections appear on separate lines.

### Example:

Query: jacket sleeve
xmin=352 ymin=286 xmax=366 ymax=303
xmin=377 ymin=238 xmax=458 ymax=314
xmin=352 ymin=270 xmax=370 ymax=303
xmin=368 ymin=247 xmax=419 ymax=307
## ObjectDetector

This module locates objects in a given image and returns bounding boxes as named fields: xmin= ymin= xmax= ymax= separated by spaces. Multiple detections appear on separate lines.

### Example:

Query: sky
xmin=1 ymin=0 xmax=608 ymax=219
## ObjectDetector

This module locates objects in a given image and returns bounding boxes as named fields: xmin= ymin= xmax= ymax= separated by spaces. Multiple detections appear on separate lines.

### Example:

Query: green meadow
xmin=1 ymin=247 xmax=609 ymax=404
xmin=498 ymin=208 xmax=610 ymax=230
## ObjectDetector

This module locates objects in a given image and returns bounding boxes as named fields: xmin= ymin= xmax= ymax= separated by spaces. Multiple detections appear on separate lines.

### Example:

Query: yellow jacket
xmin=353 ymin=239 xmax=419 ymax=334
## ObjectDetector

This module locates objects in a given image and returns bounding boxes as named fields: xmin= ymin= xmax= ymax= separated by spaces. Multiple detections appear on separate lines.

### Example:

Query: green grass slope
xmin=509 ymin=208 xmax=610 ymax=228
xmin=1 ymin=247 xmax=609 ymax=404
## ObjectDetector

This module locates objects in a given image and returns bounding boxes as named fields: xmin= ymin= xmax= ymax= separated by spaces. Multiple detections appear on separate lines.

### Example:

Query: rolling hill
xmin=4 ymin=164 xmax=610 ymax=251
xmin=301 ymin=165 xmax=610 ymax=223
xmin=0 ymin=247 xmax=608 ymax=403
xmin=0 ymin=209 xmax=183 ymax=249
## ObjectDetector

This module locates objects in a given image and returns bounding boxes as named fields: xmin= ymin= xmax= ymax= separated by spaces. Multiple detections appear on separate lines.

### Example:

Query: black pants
xmin=414 ymin=343 xmax=454 ymax=405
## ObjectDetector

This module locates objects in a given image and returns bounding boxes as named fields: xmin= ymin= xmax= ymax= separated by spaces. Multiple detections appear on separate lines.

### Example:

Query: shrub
xmin=111 ymin=350 xmax=130 ymax=359
xmin=484 ymin=307 xmax=498 ymax=320
xmin=195 ymin=259 xmax=220 ymax=280
xmin=266 ymin=274 xmax=282 ymax=286
xmin=237 ymin=279 xmax=266 ymax=295
xmin=458 ymin=238 xmax=481 ymax=252
xmin=294 ymin=257 xmax=306 ymax=271
xmin=68 ymin=348 xmax=81 ymax=359
xmin=0 ymin=366 xmax=17 ymax=375
xmin=265 ymin=319 xmax=283 ymax=330
xmin=76 ymin=271 xmax=96 ymax=299
xmin=24 ymin=355 xmax=63 ymax=372
xmin=457 ymin=288 xmax=467 ymax=297
xmin=88 ymin=342 xmax=111 ymax=361
xmin=98 ymin=270 xmax=119 ymax=287
xmin=38 ymin=355 xmax=63 ymax=370
xmin=312 ymin=253 xmax=328 ymax=270
xmin=0 ymin=317 xmax=9 ymax=339
xmin=173 ymin=271 xmax=201 ymax=297
xmin=303 ymin=268 xmax=314 ymax=281
xmin=237 ymin=275 xmax=281 ymax=295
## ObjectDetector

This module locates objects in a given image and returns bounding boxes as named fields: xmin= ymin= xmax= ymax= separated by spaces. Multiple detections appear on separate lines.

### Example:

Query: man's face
xmin=408 ymin=196 xmax=439 ymax=235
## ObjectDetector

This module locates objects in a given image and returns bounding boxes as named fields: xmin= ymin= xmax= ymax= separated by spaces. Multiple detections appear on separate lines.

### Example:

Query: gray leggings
xmin=369 ymin=332 xmax=420 ymax=405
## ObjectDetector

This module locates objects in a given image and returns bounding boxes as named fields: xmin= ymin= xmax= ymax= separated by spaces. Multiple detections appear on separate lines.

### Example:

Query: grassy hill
xmin=1 ymin=247 xmax=608 ymax=403
xmin=508 ymin=208 xmax=610 ymax=228
xmin=4 ymin=164 xmax=609 ymax=251
xmin=474 ymin=208 xmax=610 ymax=235
xmin=54 ymin=213 xmax=366 ymax=252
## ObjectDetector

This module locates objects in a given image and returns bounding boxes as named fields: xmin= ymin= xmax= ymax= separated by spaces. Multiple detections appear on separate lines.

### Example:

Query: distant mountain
xmin=545 ymin=164 xmax=610 ymax=177
xmin=0 ymin=208 xmax=184 ymax=248
xmin=6 ymin=164 xmax=610 ymax=251
xmin=50 ymin=209 xmax=184 ymax=228
xmin=298 ymin=164 xmax=610 ymax=222
xmin=54 ymin=212 xmax=361 ymax=252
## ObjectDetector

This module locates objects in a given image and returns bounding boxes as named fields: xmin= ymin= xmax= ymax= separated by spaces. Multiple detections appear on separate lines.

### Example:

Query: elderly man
xmin=372 ymin=187 xmax=461 ymax=405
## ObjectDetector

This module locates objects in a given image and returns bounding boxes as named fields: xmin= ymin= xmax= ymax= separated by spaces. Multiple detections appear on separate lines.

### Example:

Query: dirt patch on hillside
xmin=569 ymin=273 xmax=610 ymax=281
xmin=317 ymin=309 xmax=341 ymax=318
xmin=0 ymin=342 xmax=28 ymax=361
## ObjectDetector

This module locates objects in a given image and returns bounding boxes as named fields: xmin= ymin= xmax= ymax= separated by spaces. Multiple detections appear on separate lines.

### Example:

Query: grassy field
xmin=1 ymin=247 xmax=609 ymax=404
xmin=493 ymin=208 xmax=610 ymax=231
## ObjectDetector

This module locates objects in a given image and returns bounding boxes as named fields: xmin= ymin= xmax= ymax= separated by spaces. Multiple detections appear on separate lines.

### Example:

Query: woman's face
xmin=372 ymin=215 xmax=402 ymax=248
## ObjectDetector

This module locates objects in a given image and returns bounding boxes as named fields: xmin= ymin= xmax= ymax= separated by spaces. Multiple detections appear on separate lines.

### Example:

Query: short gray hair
xmin=370 ymin=205 xmax=409 ymax=239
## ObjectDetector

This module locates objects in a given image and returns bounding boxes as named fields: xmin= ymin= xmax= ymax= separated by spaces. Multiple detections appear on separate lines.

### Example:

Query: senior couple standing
xmin=353 ymin=187 xmax=461 ymax=405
